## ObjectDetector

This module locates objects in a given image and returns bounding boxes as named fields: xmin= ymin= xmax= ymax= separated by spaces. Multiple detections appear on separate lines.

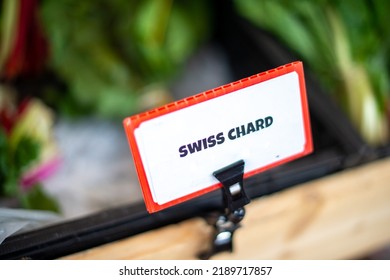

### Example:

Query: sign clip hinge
xmin=199 ymin=159 xmax=250 ymax=259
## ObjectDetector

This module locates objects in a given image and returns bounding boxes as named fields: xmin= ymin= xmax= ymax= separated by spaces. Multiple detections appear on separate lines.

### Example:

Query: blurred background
xmin=0 ymin=0 xmax=389 ymax=256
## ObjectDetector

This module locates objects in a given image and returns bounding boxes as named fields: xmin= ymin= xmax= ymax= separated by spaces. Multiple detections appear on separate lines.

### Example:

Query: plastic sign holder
xmin=213 ymin=159 xmax=249 ymax=213
xmin=198 ymin=159 xmax=249 ymax=259
xmin=123 ymin=61 xmax=313 ymax=214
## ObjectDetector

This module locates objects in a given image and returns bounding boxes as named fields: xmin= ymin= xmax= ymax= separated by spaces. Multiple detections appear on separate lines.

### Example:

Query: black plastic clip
xmin=199 ymin=159 xmax=250 ymax=259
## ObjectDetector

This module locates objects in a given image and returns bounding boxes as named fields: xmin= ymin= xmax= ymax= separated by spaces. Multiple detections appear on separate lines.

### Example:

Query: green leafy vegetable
xmin=0 ymin=128 xmax=39 ymax=196
xmin=39 ymin=0 xmax=211 ymax=118
xmin=235 ymin=0 xmax=390 ymax=145
xmin=1 ymin=90 xmax=60 ymax=212
xmin=0 ymin=0 xmax=19 ymax=72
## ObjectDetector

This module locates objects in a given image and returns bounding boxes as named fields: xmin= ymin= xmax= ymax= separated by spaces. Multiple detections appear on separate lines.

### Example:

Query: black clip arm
xmin=214 ymin=159 xmax=250 ymax=214
xmin=199 ymin=160 xmax=250 ymax=259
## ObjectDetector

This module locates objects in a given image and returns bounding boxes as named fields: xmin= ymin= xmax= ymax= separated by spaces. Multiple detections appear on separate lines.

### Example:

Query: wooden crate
xmin=62 ymin=158 xmax=390 ymax=260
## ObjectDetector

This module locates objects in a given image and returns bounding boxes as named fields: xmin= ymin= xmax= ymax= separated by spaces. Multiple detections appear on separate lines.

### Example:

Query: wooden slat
xmin=62 ymin=158 xmax=390 ymax=260
xmin=61 ymin=217 xmax=212 ymax=260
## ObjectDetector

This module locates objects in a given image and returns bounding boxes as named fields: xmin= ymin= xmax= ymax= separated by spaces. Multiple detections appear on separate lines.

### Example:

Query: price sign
xmin=123 ymin=61 xmax=312 ymax=213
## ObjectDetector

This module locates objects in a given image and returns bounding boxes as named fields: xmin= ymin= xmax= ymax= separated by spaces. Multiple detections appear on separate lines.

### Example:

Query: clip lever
xmin=213 ymin=159 xmax=250 ymax=213
xmin=199 ymin=160 xmax=250 ymax=259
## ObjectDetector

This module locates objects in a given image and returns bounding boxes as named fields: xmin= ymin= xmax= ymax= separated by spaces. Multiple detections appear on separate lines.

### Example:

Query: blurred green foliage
xmin=0 ymin=127 xmax=59 ymax=212
xmin=0 ymin=129 xmax=39 ymax=196
xmin=235 ymin=0 xmax=390 ymax=145
xmin=40 ymin=0 xmax=211 ymax=118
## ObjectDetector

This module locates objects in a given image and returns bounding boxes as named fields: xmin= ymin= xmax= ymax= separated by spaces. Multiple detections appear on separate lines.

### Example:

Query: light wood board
xmin=62 ymin=158 xmax=390 ymax=260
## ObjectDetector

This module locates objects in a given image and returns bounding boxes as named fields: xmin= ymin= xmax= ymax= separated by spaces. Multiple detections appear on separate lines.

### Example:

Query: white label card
xmin=123 ymin=62 xmax=312 ymax=213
